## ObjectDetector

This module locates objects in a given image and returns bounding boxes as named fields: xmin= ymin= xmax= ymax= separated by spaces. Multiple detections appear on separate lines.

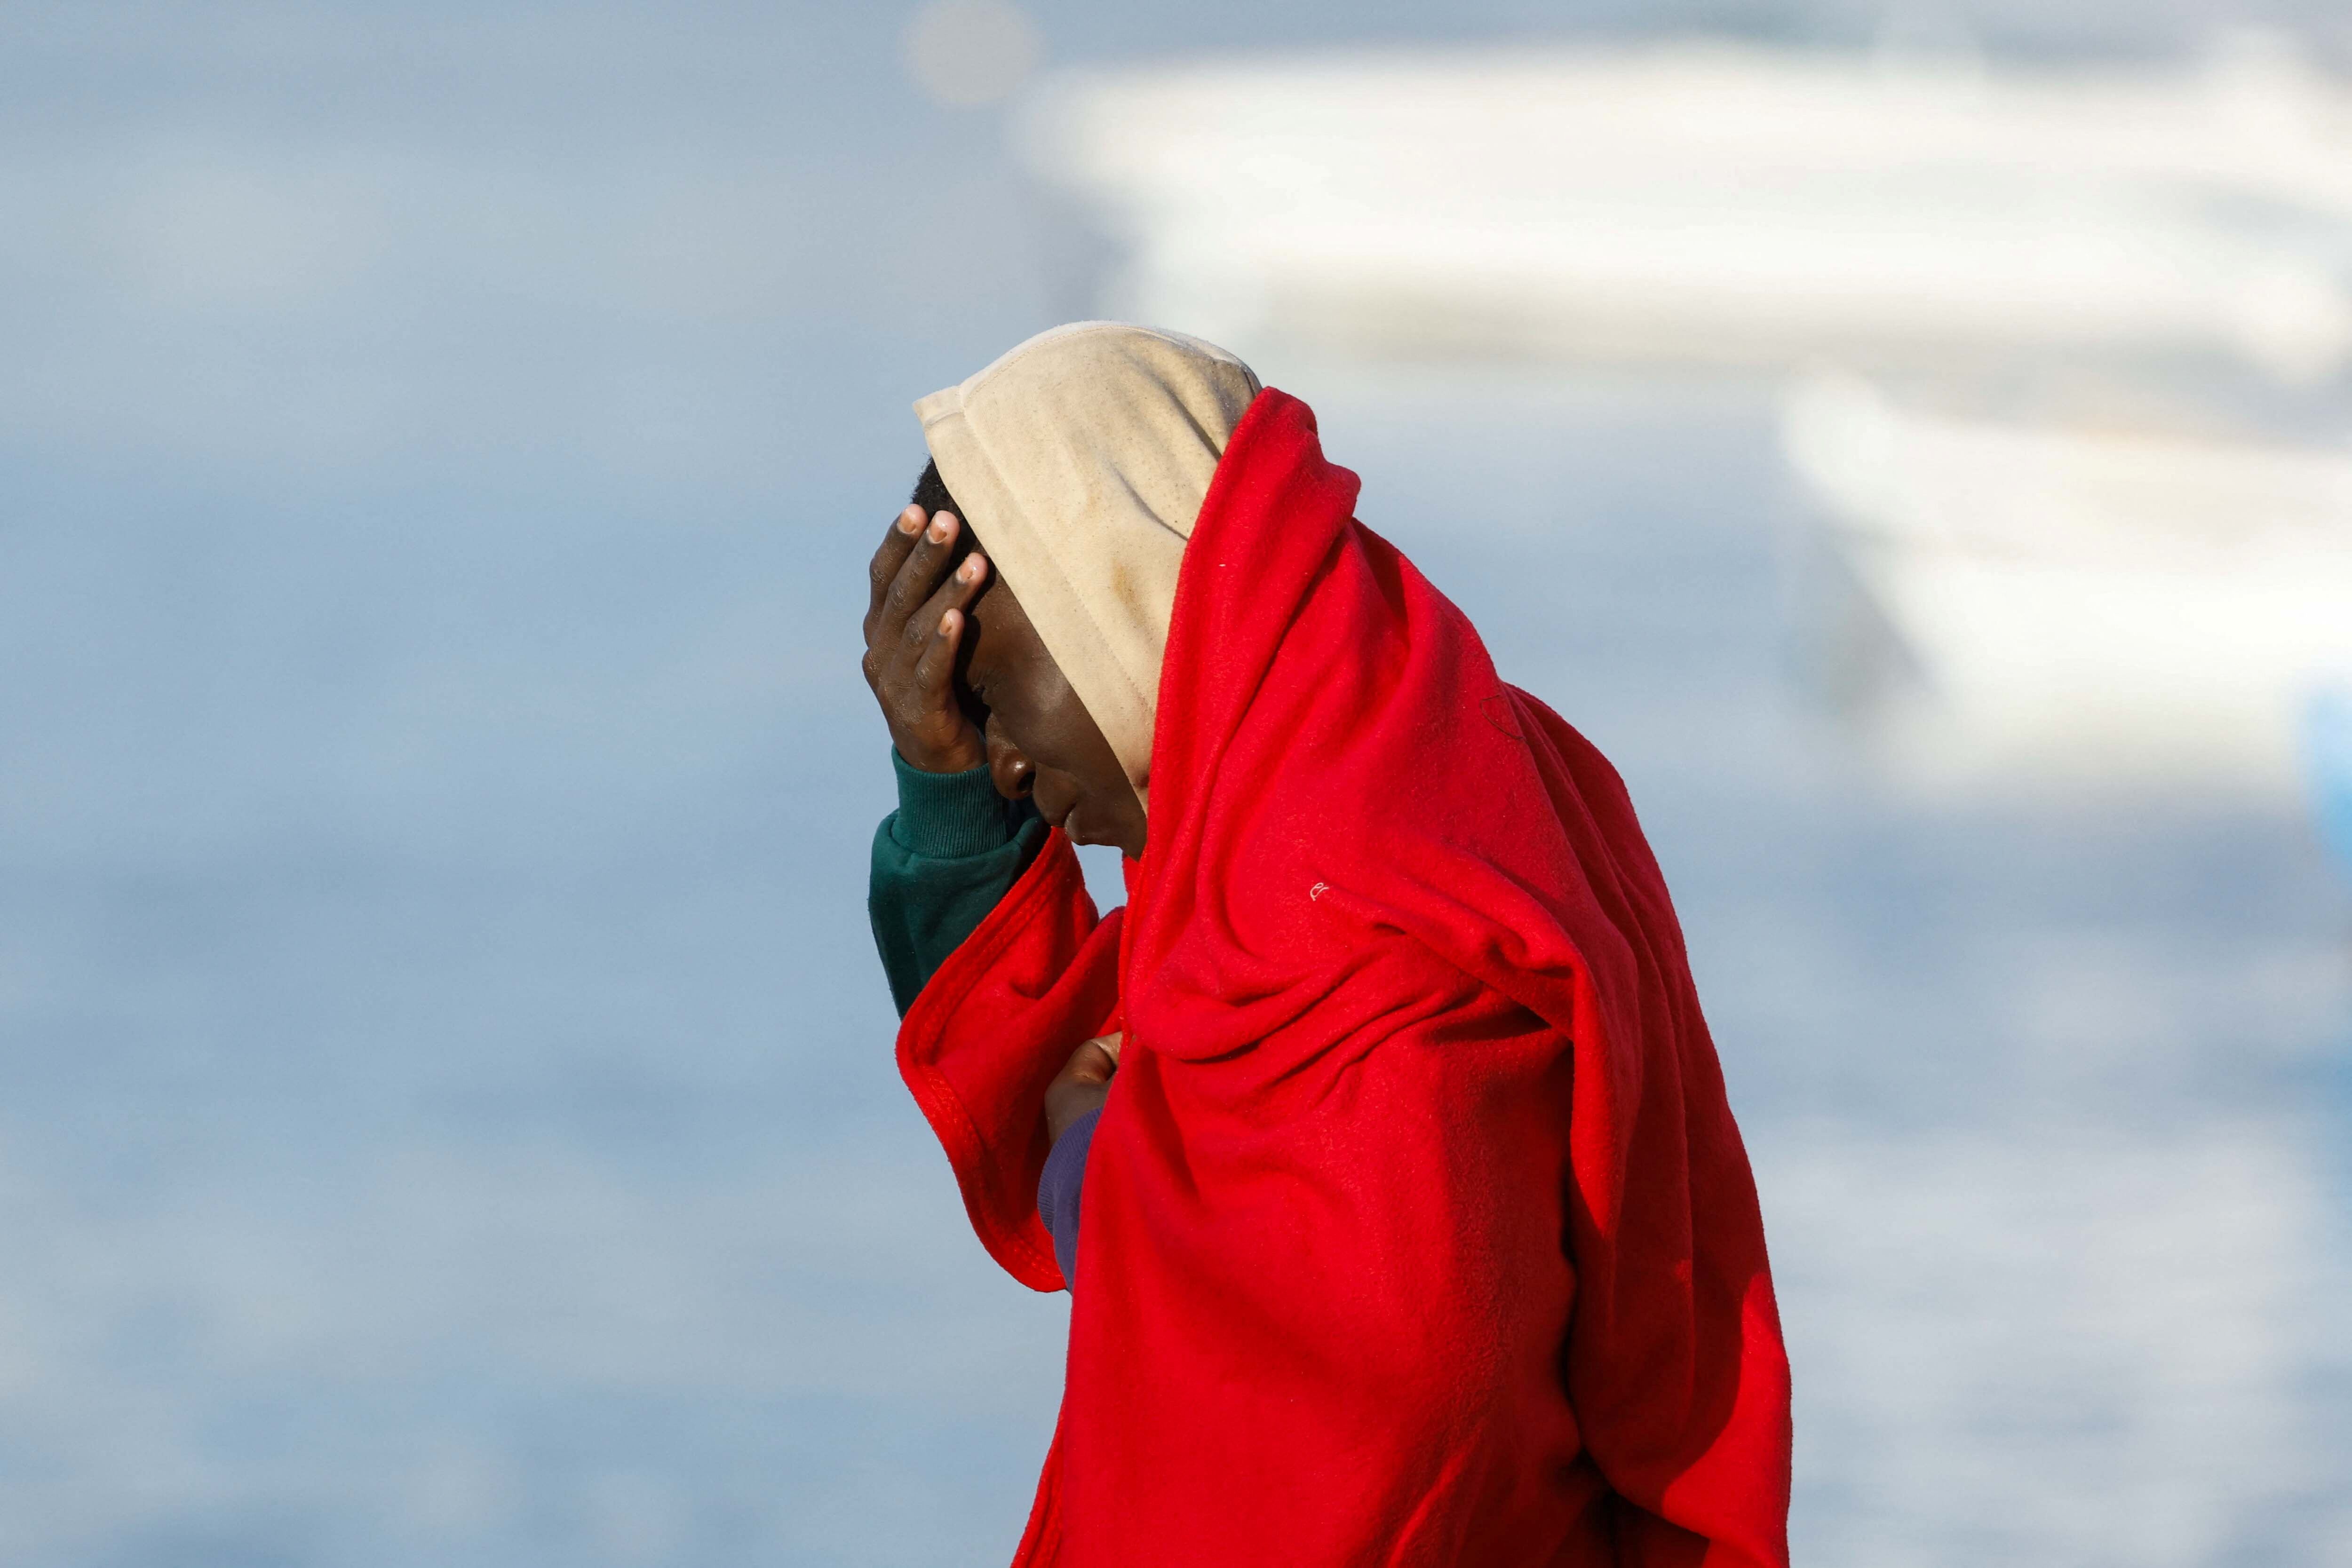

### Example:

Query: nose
xmin=987 ymin=726 xmax=1036 ymax=801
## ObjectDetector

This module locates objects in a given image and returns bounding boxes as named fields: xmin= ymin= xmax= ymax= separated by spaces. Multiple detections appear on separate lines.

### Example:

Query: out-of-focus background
xmin=3 ymin=1 xmax=2349 ymax=1563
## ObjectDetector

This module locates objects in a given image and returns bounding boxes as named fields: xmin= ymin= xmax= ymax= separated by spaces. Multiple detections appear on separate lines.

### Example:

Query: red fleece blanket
xmin=896 ymin=389 xmax=1791 ymax=1566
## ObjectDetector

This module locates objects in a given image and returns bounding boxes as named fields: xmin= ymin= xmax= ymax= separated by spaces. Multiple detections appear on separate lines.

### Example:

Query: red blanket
xmin=897 ymin=388 xmax=1791 ymax=1566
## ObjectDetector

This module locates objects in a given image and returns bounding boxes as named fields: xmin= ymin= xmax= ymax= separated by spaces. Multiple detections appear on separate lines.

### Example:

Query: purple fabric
xmin=1037 ymin=1106 xmax=1101 ymax=1289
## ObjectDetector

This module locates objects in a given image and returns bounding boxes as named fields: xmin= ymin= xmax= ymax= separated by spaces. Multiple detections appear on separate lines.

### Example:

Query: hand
xmin=862 ymin=505 xmax=990 ymax=774
xmin=1045 ymin=1033 xmax=1121 ymax=1145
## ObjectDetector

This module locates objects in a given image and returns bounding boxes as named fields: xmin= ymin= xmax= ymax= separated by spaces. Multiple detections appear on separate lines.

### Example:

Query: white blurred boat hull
xmin=1782 ymin=374 xmax=2352 ymax=789
xmin=1022 ymin=40 xmax=2352 ymax=382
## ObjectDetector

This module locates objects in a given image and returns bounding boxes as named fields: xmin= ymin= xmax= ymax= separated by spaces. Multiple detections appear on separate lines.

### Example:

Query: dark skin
xmin=861 ymin=501 xmax=1140 ymax=1140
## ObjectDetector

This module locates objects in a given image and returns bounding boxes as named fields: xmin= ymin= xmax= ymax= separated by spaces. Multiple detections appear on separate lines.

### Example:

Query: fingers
xmin=906 ymin=544 xmax=987 ymax=653
xmin=909 ymin=550 xmax=988 ymax=696
xmin=866 ymin=505 xmax=927 ymax=633
xmin=875 ymin=509 xmax=965 ymax=649
xmin=1060 ymin=1035 xmax=1119 ymax=1087
xmin=862 ymin=502 xmax=990 ymax=773
xmin=1044 ymin=1036 xmax=1119 ymax=1145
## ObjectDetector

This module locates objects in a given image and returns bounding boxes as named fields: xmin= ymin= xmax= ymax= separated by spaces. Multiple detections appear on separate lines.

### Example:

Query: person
xmin=861 ymin=322 xmax=1790 ymax=1566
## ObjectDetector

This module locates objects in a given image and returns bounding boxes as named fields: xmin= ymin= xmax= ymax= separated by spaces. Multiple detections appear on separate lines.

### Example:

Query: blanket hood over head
xmin=913 ymin=321 xmax=1261 ymax=806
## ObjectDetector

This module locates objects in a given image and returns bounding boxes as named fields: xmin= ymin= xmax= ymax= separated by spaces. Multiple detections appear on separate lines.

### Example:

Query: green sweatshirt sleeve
xmin=868 ymin=750 xmax=1047 ymax=1016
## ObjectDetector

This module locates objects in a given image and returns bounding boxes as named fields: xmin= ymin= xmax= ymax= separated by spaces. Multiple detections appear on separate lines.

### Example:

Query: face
xmin=957 ymin=541 xmax=1149 ymax=859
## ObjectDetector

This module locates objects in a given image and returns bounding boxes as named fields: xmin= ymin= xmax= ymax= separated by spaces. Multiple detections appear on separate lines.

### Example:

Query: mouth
xmin=1029 ymin=773 xmax=1090 ymax=844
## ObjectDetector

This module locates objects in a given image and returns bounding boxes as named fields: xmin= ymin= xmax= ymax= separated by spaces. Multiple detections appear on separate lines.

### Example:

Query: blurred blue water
xmin=4 ymin=6 xmax=2351 ymax=1566
xmin=9 ymin=361 xmax=2347 ymax=1567
xmin=2309 ymin=690 xmax=2352 ymax=892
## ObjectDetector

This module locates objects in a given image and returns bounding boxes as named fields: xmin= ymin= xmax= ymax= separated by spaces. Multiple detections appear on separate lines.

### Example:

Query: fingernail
xmin=898 ymin=507 xmax=922 ymax=534
xmin=957 ymin=554 xmax=985 ymax=583
xmin=927 ymin=513 xmax=956 ymax=543
xmin=938 ymin=609 xmax=960 ymax=636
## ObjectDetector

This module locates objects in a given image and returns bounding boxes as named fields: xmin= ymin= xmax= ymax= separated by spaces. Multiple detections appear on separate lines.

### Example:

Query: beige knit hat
xmin=914 ymin=322 xmax=1261 ymax=807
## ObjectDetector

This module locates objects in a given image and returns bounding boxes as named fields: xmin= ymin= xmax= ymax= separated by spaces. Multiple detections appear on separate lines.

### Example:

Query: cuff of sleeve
xmin=1039 ymin=1105 xmax=1102 ymax=1289
xmin=889 ymin=748 xmax=1020 ymax=859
